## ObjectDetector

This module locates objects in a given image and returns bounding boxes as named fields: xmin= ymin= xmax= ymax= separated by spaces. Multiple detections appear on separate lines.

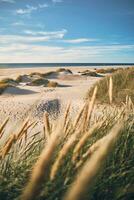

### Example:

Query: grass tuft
xmin=87 ymin=67 xmax=134 ymax=104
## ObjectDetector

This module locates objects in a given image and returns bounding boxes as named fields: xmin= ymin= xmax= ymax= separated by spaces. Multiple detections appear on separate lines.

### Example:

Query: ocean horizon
xmin=0 ymin=63 xmax=134 ymax=69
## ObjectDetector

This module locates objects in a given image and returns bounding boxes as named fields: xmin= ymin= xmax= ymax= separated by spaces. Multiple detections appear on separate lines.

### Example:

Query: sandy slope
xmin=0 ymin=67 xmax=101 ymax=124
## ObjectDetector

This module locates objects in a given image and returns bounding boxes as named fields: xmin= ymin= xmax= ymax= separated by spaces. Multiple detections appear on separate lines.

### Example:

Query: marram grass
xmin=0 ymin=86 xmax=134 ymax=200
xmin=87 ymin=67 xmax=134 ymax=104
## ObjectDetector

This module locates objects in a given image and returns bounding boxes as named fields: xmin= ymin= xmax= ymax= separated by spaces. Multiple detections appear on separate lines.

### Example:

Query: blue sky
xmin=0 ymin=0 xmax=134 ymax=63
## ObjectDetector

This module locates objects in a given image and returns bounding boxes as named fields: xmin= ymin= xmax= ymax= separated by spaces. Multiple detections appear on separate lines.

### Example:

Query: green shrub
xmin=28 ymin=78 xmax=49 ymax=86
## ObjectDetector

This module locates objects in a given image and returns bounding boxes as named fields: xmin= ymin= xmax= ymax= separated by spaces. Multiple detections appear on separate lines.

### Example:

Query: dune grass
xmin=0 ymin=71 xmax=134 ymax=199
xmin=0 ymin=78 xmax=18 ymax=85
xmin=28 ymin=78 xmax=49 ymax=86
xmin=81 ymin=71 xmax=100 ymax=77
xmin=87 ymin=67 xmax=134 ymax=104
xmin=0 ymin=78 xmax=20 ymax=95
xmin=0 ymin=83 xmax=13 ymax=95
xmin=95 ymin=68 xmax=118 ymax=74
xmin=47 ymin=81 xmax=58 ymax=87
xmin=56 ymin=68 xmax=73 ymax=74
xmin=0 ymin=86 xmax=134 ymax=200
xmin=27 ymin=78 xmax=58 ymax=87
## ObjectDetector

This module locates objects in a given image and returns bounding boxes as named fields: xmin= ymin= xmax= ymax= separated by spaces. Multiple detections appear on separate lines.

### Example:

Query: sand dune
xmin=0 ymin=67 xmax=101 ymax=123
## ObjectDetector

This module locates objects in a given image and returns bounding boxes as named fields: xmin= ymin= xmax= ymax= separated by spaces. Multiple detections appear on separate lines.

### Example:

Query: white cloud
xmin=63 ymin=38 xmax=98 ymax=44
xmin=0 ymin=38 xmax=134 ymax=63
xmin=1 ymin=0 xmax=15 ymax=3
xmin=0 ymin=35 xmax=57 ymax=43
xmin=0 ymin=45 xmax=98 ymax=63
xmin=16 ymin=4 xmax=48 ymax=15
xmin=0 ymin=32 xmax=134 ymax=63
xmin=0 ymin=30 xmax=67 ymax=43
xmin=16 ymin=5 xmax=37 ymax=15
xmin=24 ymin=29 xmax=67 ymax=38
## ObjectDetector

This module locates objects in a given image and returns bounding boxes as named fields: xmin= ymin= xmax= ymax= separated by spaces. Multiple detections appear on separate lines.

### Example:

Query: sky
xmin=0 ymin=0 xmax=134 ymax=63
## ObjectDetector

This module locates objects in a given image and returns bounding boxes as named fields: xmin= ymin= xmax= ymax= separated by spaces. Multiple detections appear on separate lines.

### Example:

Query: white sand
xmin=0 ymin=67 xmax=101 ymax=124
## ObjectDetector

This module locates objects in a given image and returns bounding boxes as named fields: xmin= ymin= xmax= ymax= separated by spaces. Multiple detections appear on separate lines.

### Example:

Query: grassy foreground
xmin=0 ymin=95 xmax=134 ymax=200
xmin=87 ymin=67 xmax=134 ymax=104
xmin=0 ymin=84 xmax=134 ymax=200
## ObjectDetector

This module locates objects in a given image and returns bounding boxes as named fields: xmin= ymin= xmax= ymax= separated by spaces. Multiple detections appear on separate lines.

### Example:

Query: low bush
xmin=28 ymin=78 xmax=49 ymax=86
xmin=47 ymin=81 xmax=58 ymax=87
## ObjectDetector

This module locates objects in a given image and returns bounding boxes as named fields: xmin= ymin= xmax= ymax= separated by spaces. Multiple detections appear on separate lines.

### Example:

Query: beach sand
xmin=0 ymin=67 xmax=101 ymax=124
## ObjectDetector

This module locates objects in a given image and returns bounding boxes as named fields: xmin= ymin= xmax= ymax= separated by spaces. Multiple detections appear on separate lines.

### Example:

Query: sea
xmin=0 ymin=63 xmax=133 ymax=69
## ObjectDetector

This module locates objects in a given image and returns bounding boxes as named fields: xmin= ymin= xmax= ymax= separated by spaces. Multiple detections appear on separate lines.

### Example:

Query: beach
xmin=0 ymin=67 xmax=101 ymax=124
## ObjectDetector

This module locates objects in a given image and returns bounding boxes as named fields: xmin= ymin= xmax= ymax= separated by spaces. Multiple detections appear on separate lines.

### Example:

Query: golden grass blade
xmin=20 ymin=129 xmax=61 ymax=200
xmin=73 ymin=103 xmax=86 ymax=129
xmin=63 ymin=122 xmax=123 ymax=200
xmin=44 ymin=112 xmax=51 ymax=140
xmin=2 ymin=134 xmax=15 ymax=159
xmin=20 ymin=138 xmax=43 ymax=159
xmin=63 ymin=102 xmax=71 ymax=128
xmin=50 ymin=134 xmax=76 ymax=181
xmin=109 ymin=76 xmax=113 ymax=104
xmin=63 ymin=118 xmax=71 ymax=137
xmin=16 ymin=119 xmax=29 ymax=140
xmin=85 ymin=86 xmax=98 ymax=128
xmin=0 ymin=118 xmax=9 ymax=140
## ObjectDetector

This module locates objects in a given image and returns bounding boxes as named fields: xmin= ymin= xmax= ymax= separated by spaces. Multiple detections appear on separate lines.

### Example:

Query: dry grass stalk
xmin=23 ymin=121 xmax=36 ymax=142
xmin=63 ymin=122 xmax=123 ymax=200
xmin=0 ymin=118 xmax=9 ymax=139
xmin=44 ymin=112 xmax=51 ymax=140
xmin=63 ymin=118 xmax=71 ymax=137
xmin=85 ymin=86 xmax=98 ymax=128
xmin=79 ymin=103 xmax=90 ymax=132
xmin=72 ymin=122 xmax=102 ymax=162
xmin=50 ymin=134 xmax=76 ymax=180
xmin=63 ymin=102 xmax=71 ymax=128
xmin=68 ymin=104 xmax=90 ymax=136
xmin=2 ymin=134 xmax=16 ymax=158
xmin=16 ymin=119 xmax=29 ymax=140
xmin=20 ymin=129 xmax=61 ymax=200
xmin=20 ymin=138 xmax=43 ymax=159
xmin=127 ymin=96 xmax=133 ymax=110
xmin=109 ymin=76 xmax=113 ymax=104
xmin=73 ymin=102 xmax=86 ymax=129
xmin=17 ymin=121 xmax=36 ymax=149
